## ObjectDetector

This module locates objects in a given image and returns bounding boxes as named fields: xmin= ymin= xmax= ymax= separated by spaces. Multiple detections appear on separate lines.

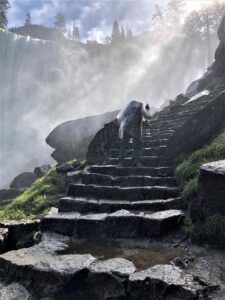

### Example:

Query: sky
xmin=8 ymin=0 xmax=215 ymax=43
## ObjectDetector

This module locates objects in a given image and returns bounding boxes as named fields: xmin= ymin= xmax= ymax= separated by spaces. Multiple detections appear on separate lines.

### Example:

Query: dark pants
xmin=119 ymin=129 xmax=142 ymax=165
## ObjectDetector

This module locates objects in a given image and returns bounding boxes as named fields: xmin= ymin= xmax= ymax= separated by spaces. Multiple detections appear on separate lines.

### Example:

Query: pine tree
xmin=111 ymin=20 xmax=121 ymax=43
xmin=72 ymin=25 xmax=80 ymax=41
xmin=67 ymin=27 xmax=72 ymax=39
xmin=127 ymin=29 xmax=133 ymax=39
xmin=121 ymin=26 xmax=126 ymax=40
xmin=0 ymin=0 xmax=10 ymax=29
xmin=54 ymin=12 xmax=65 ymax=31
xmin=152 ymin=4 xmax=164 ymax=26
xmin=24 ymin=12 xmax=31 ymax=26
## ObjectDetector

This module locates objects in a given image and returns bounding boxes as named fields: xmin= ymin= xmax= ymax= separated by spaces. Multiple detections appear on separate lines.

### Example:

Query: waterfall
xmin=0 ymin=28 xmax=213 ymax=187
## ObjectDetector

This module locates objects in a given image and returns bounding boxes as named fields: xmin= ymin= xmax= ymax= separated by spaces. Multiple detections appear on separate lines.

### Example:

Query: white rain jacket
xmin=117 ymin=100 xmax=152 ymax=139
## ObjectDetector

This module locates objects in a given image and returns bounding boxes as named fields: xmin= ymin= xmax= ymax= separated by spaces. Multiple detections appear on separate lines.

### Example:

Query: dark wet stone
xmin=0 ymin=228 xmax=8 ymax=254
xmin=0 ymin=283 xmax=31 ymax=300
xmin=0 ymin=188 xmax=25 ymax=201
xmin=171 ymin=257 xmax=187 ymax=269
xmin=34 ymin=164 xmax=51 ymax=177
xmin=190 ymin=160 xmax=225 ymax=224
xmin=0 ymin=219 xmax=40 ymax=250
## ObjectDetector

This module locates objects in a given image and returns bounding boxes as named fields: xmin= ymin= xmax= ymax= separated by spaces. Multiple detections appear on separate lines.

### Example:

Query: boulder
xmin=190 ymin=160 xmax=225 ymax=222
xmin=10 ymin=172 xmax=37 ymax=189
xmin=46 ymin=110 xmax=119 ymax=164
xmin=0 ymin=188 xmax=24 ymax=201
xmin=34 ymin=164 xmax=51 ymax=178
xmin=128 ymin=264 xmax=210 ymax=300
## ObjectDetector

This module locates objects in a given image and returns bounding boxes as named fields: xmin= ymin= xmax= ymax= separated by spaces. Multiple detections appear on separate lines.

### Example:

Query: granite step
xmin=113 ymin=139 xmax=169 ymax=148
xmin=68 ymin=184 xmax=180 ymax=200
xmin=59 ymin=197 xmax=184 ymax=213
xmin=81 ymin=173 xmax=177 ymax=187
xmin=108 ymin=156 xmax=160 ymax=167
xmin=110 ymin=145 xmax=167 ymax=157
xmin=142 ymin=132 xmax=174 ymax=140
xmin=86 ymin=166 xmax=174 ymax=177
xmin=42 ymin=209 xmax=185 ymax=238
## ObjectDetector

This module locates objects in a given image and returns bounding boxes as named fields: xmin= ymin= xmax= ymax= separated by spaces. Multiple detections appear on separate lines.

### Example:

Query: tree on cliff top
xmin=0 ymin=0 xmax=10 ymax=29
xmin=111 ymin=20 xmax=121 ymax=43
xmin=73 ymin=25 xmax=80 ymax=41
xmin=54 ymin=12 xmax=66 ymax=31
xmin=24 ymin=12 xmax=31 ymax=26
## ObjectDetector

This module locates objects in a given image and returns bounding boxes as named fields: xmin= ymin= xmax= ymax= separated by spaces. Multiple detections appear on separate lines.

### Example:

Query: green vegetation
xmin=0 ymin=160 xmax=86 ymax=221
xmin=185 ymin=215 xmax=225 ymax=248
xmin=176 ymin=131 xmax=225 ymax=247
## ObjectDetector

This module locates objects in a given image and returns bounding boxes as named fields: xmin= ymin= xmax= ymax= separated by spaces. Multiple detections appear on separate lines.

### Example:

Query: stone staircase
xmin=42 ymin=90 xmax=222 ymax=240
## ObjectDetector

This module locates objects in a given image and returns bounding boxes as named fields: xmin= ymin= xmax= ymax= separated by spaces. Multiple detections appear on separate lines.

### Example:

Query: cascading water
xmin=0 ymin=27 xmax=216 ymax=187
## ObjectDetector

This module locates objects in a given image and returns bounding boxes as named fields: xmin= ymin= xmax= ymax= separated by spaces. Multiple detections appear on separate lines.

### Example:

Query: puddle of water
xmin=57 ymin=240 xmax=187 ymax=271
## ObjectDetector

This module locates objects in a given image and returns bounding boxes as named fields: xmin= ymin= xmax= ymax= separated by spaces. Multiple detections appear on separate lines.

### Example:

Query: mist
xmin=0 ymin=0 xmax=224 ymax=187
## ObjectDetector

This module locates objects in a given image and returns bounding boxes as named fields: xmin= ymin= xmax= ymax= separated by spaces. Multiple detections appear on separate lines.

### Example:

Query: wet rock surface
xmin=0 ymin=234 xmax=222 ymax=299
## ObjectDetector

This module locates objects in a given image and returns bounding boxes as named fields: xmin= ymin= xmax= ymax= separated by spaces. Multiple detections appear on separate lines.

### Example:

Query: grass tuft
xmin=0 ymin=160 xmax=85 ymax=221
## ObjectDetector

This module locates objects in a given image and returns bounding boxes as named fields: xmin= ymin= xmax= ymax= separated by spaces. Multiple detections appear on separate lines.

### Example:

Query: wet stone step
xmin=142 ymin=132 xmax=174 ymax=140
xmin=68 ymin=184 xmax=180 ymax=200
xmin=144 ymin=129 xmax=175 ymax=134
xmin=86 ymin=166 xmax=174 ymax=177
xmin=110 ymin=145 xmax=167 ymax=157
xmin=42 ymin=209 xmax=185 ymax=238
xmin=81 ymin=173 xmax=177 ymax=187
xmin=59 ymin=197 xmax=184 ymax=213
xmin=145 ymin=123 xmax=181 ymax=130
xmin=108 ymin=156 xmax=160 ymax=167
xmin=113 ymin=139 xmax=169 ymax=148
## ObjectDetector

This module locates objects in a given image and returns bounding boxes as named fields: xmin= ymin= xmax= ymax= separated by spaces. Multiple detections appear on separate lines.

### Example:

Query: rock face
xmin=190 ymin=160 xmax=225 ymax=222
xmin=186 ymin=15 xmax=225 ymax=95
xmin=10 ymin=172 xmax=37 ymax=189
xmin=86 ymin=120 xmax=119 ymax=164
xmin=46 ymin=110 xmax=119 ymax=164
xmin=212 ymin=15 xmax=225 ymax=77
xmin=164 ymin=92 xmax=225 ymax=163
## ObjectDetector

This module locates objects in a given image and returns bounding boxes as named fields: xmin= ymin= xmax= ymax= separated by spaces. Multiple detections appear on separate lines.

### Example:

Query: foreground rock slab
xmin=0 ymin=234 xmax=219 ymax=299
